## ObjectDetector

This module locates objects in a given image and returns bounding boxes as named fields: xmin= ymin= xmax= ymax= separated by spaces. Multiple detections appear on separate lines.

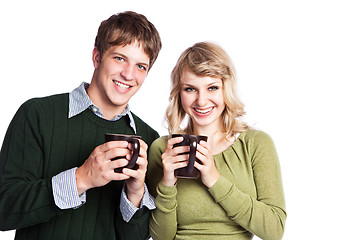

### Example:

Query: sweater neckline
xmin=81 ymin=108 xmax=135 ymax=130
xmin=213 ymin=136 xmax=241 ymax=158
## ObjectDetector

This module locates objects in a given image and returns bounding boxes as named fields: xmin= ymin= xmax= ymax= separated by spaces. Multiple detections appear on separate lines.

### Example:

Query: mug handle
xmin=187 ymin=136 xmax=197 ymax=174
xmin=125 ymin=138 xmax=140 ymax=169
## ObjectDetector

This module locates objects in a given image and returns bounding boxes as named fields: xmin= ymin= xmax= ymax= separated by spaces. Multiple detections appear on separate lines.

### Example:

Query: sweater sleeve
xmin=208 ymin=131 xmax=286 ymax=240
xmin=115 ymin=206 xmax=152 ymax=240
xmin=147 ymin=137 xmax=178 ymax=240
xmin=0 ymin=100 xmax=62 ymax=230
xmin=150 ymin=182 xmax=177 ymax=240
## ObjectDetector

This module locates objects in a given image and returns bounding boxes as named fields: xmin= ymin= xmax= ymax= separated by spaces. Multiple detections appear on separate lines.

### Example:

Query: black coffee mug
xmin=172 ymin=134 xmax=208 ymax=179
xmin=105 ymin=133 xmax=141 ymax=173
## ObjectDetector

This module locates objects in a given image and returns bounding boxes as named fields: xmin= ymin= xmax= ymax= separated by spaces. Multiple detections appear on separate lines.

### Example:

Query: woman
xmin=148 ymin=42 xmax=286 ymax=240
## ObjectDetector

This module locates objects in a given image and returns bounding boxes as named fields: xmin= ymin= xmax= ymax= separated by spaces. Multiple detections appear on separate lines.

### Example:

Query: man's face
xmin=89 ymin=41 xmax=150 ymax=117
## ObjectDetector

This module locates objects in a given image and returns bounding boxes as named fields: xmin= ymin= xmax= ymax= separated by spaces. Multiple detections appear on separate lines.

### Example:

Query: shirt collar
xmin=68 ymin=82 xmax=137 ymax=133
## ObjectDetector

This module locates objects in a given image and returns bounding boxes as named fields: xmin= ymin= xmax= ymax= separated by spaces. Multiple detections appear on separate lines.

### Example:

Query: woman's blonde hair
xmin=165 ymin=41 xmax=249 ymax=137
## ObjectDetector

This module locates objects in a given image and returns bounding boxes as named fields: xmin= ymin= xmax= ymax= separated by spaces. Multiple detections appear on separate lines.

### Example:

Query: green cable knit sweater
xmin=148 ymin=131 xmax=286 ymax=240
xmin=0 ymin=93 xmax=159 ymax=240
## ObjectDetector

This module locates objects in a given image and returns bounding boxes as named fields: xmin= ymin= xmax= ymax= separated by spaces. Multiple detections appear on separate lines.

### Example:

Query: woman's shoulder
xmin=239 ymin=129 xmax=273 ymax=142
xmin=237 ymin=129 xmax=276 ymax=148
xmin=149 ymin=135 xmax=169 ymax=150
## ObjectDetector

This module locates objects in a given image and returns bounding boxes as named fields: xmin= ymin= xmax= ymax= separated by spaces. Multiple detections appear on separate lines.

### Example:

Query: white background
xmin=1 ymin=0 xmax=359 ymax=239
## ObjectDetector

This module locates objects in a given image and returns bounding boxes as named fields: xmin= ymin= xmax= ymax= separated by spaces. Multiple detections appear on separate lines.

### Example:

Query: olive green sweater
xmin=0 ymin=93 xmax=159 ymax=239
xmin=148 ymin=131 xmax=286 ymax=240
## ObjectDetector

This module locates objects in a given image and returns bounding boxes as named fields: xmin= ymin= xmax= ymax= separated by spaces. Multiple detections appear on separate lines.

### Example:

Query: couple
xmin=0 ymin=11 xmax=286 ymax=240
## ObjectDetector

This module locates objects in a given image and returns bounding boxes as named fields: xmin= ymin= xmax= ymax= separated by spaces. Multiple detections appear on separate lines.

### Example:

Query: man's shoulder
xmin=17 ymin=93 xmax=69 ymax=117
xmin=130 ymin=112 xmax=156 ymax=132
xmin=24 ymin=93 xmax=69 ymax=107
xmin=130 ymin=112 xmax=159 ymax=144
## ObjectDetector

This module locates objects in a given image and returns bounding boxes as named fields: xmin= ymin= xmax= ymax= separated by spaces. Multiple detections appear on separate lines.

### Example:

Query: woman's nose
xmin=196 ymin=91 xmax=207 ymax=106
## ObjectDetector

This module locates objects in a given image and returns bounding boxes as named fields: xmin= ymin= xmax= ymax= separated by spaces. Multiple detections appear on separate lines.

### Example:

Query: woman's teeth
xmin=194 ymin=108 xmax=213 ymax=114
xmin=114 ymin=80 xmax=130 ymax=89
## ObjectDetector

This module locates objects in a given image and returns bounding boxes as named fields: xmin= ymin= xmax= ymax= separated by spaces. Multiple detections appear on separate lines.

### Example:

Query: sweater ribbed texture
xmin=0 ymin=93 xmax=159 ymax=240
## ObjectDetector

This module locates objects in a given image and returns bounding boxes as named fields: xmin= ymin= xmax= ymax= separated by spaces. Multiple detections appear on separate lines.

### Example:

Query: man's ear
xmin=92 ymin=47 xmax=101 ymax=68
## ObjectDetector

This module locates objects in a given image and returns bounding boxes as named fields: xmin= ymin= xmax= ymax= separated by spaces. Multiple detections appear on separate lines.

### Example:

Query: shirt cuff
xmin=120 ymin=183 xmax=156 ymax=222
xmin=52 ymin=167 xmax=86 ymax=209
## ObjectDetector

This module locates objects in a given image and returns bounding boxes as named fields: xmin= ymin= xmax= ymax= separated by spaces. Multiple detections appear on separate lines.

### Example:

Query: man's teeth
xmin=114 ymin=81 xmax=130 ymax=89
xmin=195 ymin=108 xmax=213 ymax=114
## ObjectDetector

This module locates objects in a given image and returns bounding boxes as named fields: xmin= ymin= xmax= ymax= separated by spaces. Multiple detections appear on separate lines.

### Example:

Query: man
xmin=0 ymin=11 xmax=161 ymax=240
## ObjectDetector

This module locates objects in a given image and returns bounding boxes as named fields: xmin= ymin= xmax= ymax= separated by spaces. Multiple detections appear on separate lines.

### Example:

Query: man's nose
xmin=120 ymin=64 xmax=135 ymax=81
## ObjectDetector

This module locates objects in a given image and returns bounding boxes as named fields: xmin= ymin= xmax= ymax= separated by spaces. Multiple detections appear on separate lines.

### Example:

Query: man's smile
xmin=113 ymin=80 xmax=131 ymax=89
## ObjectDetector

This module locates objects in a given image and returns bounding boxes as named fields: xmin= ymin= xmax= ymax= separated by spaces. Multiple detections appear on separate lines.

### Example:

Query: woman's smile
xmin=193 ymin=107 xmax=214 ymax=115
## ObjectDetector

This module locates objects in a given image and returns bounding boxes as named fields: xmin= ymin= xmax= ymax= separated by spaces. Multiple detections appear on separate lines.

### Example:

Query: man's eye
xmin=115 ymin=56 xmax=124 ymax=61
xmin=137 ymin=65 xmax=147 ymax=71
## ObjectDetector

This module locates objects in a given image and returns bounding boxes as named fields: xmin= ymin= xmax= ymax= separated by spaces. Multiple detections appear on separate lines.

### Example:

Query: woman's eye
xmin=209 ymin=86 xmax=219 ymax=91
xmin=184 ymin=87 xmax=195 ymax=92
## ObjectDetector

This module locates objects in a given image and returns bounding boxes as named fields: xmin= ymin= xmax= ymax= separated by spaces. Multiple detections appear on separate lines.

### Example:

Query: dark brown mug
xmin=105 ymin=133 xmax=141 ymax=173
xmin=172 ymin=134 xmax=208 ymax=179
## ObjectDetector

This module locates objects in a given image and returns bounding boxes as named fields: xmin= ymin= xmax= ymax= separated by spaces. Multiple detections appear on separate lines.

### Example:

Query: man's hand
xmin=75 ymin=140 xmax=133 ymax=195
xmin=122 ymin=139 xmax=149 ymax=208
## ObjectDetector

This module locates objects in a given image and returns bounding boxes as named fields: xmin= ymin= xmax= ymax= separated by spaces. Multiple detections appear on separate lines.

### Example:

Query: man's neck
xmin=86 ymin=82 xmax=127 ymax=120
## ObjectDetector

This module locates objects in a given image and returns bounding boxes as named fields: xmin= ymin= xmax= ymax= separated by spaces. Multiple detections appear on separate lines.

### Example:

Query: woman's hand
xmin=161 ymin=137 xmax=189 ymax=186
xmin=194 ymin=140 xmax=220 ymax=188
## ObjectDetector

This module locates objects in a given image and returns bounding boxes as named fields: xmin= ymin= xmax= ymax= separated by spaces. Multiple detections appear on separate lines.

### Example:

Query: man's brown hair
xmin=95 ymin=11 xmax=162 ymax=70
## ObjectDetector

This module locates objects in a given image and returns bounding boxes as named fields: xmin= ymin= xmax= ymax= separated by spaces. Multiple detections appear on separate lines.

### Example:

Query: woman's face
xmin=180 ymin=69 xmax=225 ymax=132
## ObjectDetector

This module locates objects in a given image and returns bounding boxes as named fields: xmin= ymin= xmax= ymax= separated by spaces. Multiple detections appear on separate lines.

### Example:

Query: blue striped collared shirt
xmin=52 ymin=82 xmax=155 ymax=222
xmin=68 ymin=82 xmax=137 ymax=132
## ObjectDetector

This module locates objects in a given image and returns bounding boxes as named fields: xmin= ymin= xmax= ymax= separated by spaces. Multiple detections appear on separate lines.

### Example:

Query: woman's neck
xmin=193 ymin=125 xmax=235 ymax=155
